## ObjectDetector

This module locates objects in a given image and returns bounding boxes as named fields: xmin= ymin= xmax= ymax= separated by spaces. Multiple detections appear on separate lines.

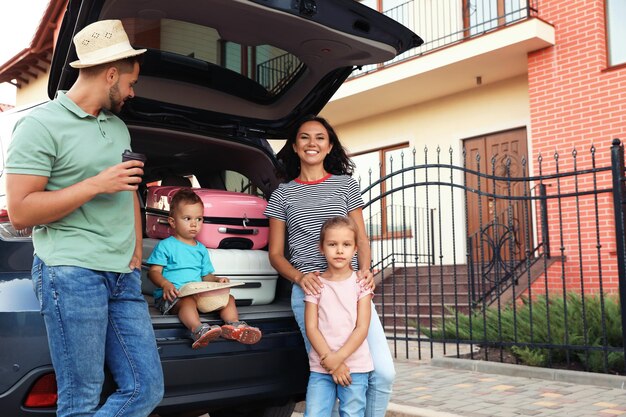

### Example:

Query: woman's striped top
xmin=264 ymin=174 xmax=363 ymax=274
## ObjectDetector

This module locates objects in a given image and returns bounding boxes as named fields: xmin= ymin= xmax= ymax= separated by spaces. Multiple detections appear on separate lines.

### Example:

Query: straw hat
xmin=178 ymin=281 xmax=244 ymax=313
xmin=70 ymin=20 xmax=147 ymax=68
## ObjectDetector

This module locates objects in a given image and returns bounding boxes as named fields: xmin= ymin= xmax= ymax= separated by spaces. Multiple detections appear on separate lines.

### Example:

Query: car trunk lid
xmin=49 ymin=0 xmax=422 ymax=138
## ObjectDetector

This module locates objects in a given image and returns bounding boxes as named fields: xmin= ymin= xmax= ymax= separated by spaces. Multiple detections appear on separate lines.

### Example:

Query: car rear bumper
xmin=0 ymin=318 xmax=308 ymax=417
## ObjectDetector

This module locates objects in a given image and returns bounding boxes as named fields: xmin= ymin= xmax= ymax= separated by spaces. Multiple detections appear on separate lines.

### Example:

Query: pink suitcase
xmin=145 ymin=186 xmax=269 ymax=249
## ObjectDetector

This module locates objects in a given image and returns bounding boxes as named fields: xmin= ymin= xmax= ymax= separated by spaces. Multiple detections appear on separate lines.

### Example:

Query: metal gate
xmin=363 ymin=139 xmax=626 ymax=374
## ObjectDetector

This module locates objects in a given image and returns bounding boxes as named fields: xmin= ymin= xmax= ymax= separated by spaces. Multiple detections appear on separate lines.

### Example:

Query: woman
xmin=265 ymin=115 xmax=395 ymax=417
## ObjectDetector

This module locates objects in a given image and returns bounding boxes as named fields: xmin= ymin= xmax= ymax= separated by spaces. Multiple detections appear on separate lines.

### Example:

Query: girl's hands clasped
xmin=331 ymin=363 xmax=352 ymax=387
xmin=321 ymin=352 xmax=352 ymax=387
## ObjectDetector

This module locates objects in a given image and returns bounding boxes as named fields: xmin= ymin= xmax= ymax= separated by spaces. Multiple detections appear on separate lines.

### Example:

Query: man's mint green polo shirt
xmin=6 ymin=91 xmax=136 ymax=273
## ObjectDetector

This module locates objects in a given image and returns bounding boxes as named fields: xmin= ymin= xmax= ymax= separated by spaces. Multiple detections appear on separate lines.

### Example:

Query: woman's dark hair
xmin=276 ymin=115 xmax=355 ymax=181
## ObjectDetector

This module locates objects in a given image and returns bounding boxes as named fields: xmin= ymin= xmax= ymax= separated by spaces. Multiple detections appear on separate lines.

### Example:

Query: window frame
xmin=351 ymin=142 xmax=412 ymax=240
xmin=606 ymin=0 xmax=626 ymax=67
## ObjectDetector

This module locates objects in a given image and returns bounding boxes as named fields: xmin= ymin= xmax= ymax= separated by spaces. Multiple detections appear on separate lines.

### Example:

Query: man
xmin=6 ymin=20 xmax=163 ymax=417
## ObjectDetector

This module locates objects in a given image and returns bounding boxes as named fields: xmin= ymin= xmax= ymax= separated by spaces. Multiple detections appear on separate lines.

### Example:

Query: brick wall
xmin=527 ymin=0 xmax=626 ymax=295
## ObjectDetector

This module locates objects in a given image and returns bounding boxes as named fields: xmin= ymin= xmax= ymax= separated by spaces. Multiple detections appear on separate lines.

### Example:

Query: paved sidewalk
xmin=388 ymin=353 xmax=626 ymax=417
xmin=387 ymin=359 xmax=626 ymax=417
xmin=293 ymin=340 xmax=626 ymax=417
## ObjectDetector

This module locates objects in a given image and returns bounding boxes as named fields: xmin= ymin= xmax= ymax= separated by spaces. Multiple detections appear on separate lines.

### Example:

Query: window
xmin=123 ymin=18 xmax=304 ymax=100
xmin=147 ymin=171 xmax=263 ymax=198
xmin=224 ymin=170 xmax=264 ymax=198
xmin=607 ymin=0 xmax=626 ymax=66
xmin=465 ymin=0 xmax=528 ymax=35
xmin=352 ymin=143 xmax=412 ymax=239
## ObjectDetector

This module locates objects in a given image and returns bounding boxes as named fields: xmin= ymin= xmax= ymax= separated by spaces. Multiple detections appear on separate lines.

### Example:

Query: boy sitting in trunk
xmin=147 ymin=188 xmax=262 ymax=349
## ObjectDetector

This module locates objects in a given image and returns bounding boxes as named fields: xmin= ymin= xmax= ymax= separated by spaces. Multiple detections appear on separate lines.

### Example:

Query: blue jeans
xmin=292 ymin=284 xmax=395 ymax=417
xmin=304 ymin=372 xmax=369 ymax=417
xmin=32 ymin=256 xmax=164 ymax=417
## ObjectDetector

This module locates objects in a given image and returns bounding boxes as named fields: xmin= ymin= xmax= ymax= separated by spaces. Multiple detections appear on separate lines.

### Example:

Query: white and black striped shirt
xmin=264 ymin=174 xmax=363 ymax=273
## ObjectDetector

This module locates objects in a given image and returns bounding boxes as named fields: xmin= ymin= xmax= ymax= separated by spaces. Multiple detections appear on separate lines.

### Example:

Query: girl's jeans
xmin=32 ymin=256 xmax=164 ymax=417
xmin=304 ymin=372 xmax=370 ymax=417
xmin=292 ymin=284 xmax=395 ymax=417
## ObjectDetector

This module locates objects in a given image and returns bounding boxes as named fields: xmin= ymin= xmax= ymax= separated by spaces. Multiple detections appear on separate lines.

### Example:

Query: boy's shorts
xmin=155 ymin=297 xmax=179 ymax=315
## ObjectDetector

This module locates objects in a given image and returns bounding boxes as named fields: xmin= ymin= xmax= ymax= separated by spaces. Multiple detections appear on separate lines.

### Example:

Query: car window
xmin=123 ymin=17 xmax=304 ymax=100
xmin=147 ymin=172 xmax=263 ymax=198
xmin=225 ymin=170 xmax=265 ymax=198
xmin=147 ymin=175 xmax=198 ymax=188
xmin=0 ymin=132 xmax=6 ymax=209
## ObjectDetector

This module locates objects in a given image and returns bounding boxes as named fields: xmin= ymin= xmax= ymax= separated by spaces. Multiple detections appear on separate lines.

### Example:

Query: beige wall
xmin=16 ymin=73 xmax=50 ymax=107
xmin=327 ymin=75 xmax=530 ymax=161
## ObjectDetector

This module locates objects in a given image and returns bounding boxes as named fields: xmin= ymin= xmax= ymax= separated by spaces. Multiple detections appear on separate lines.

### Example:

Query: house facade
xmin=2 ymin=0 xmax=625 ymax=296
xmin=527 ymin=1 xmax=626 ymax=294
xmin=316 ymin=0 xmax=625 ymax=296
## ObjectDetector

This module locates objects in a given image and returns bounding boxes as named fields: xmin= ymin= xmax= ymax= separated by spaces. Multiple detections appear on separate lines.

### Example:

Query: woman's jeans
xmin=304 ymin=372 xmax=369 ymax=417
xmin=292 ymin=284 xmax=395 ymax=417
xmin=32 ymin=256 xmax=164 ymax=417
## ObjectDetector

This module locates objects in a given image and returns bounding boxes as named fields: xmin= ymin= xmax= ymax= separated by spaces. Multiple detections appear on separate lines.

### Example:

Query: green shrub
xmin=427 ymin=293 xmax=623 ymax=373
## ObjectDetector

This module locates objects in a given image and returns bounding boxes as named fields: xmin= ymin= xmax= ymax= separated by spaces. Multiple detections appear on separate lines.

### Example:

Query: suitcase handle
xmin=218 ymin=227 xmax=259 ymax=235
xmin=157 ymin=218 xmax=169 ymax=225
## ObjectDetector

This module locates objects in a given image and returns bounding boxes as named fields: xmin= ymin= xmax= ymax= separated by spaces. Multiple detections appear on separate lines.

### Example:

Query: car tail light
xmin=0 ymin=207 xmax=32 ymax=241
xmin=23 ymin=373 xmax=58 ymax=408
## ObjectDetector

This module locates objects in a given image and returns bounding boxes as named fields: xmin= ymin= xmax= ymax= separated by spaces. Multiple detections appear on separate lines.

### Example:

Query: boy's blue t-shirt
xmin=147 ymin=236 xmax=214 ymax=299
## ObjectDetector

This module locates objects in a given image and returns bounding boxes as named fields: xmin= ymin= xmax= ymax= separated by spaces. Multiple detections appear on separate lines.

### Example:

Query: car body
xmin=0 ymin=1 xmax=421 ymax=416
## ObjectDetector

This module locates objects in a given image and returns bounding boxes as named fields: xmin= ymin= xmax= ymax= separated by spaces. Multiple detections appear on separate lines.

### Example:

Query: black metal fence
xmin=363 ymin=139 xmax=626 ymax=374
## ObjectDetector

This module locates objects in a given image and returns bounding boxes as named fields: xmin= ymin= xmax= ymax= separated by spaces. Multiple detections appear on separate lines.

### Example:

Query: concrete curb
xmin=386 ymin=402 xmax=464 ymax=417
xmin=295 ymin=400 xmax=464 ymax=417
xmin=431 ymin=357 xmax=626 ymax=389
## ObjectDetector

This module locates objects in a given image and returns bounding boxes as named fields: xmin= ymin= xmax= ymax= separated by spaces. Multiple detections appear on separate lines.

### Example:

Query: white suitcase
xmin=208 ymin=248 xmax=278 ymax=306
xmin=142 ymin=239 xmax=277 ymax=306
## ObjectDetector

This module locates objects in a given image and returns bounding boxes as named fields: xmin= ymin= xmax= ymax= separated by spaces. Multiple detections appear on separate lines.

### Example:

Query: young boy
xmin=147 ymin=188 xmax=262 ymax=349
xmin=304 ymin=216 xmax=374 ymax=417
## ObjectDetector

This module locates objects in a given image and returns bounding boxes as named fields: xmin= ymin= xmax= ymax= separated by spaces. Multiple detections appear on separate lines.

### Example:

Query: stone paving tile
xmin=515 ymin=410 xmax=542 ymax=416
xmin=390 ymin=360 xmax=626 ymax=417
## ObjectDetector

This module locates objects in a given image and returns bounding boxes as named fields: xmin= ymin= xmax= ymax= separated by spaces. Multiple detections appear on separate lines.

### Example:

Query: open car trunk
xmin=130 ymin=123 xmax=296 ymax=335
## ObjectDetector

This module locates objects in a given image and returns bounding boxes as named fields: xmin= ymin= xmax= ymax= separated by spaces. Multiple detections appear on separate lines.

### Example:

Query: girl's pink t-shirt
xmin=304 ymin=272 xmax=374 ymax=374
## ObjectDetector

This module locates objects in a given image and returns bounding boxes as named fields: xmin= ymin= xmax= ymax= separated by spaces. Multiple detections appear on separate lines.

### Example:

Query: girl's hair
xmin=319 ymin=216 xmax=358 ymax=244
xmin=276 ymin=115 xmax=355 ymax=181
xmin=169 ymin=188 xmax=203 ymax=218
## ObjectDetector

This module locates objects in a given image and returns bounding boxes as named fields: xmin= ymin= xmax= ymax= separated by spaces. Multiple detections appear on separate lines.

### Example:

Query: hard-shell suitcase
xmin=208 ymin=249 xmax=278 ymax=306
xmin=145 ymin=186 xmax=269 ymax=249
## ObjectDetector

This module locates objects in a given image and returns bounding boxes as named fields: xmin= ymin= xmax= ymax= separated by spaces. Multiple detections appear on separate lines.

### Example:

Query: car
xmin=0 ymin=1 xmax=422 ymax=416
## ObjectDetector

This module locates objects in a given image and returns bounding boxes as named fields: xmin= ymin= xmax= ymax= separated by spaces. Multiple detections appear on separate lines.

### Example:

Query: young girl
xmin=304 ymin=216 xmax=373 ymax=417
xmin=147 ymin=188 xmax=262 ymax=349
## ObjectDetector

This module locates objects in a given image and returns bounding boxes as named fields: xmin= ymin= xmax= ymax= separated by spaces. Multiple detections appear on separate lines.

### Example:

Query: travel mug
xmin=122 ymin=149 xmax=147 ymax=177
xmin=122 ymin=149 xmax=147 ymax=163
